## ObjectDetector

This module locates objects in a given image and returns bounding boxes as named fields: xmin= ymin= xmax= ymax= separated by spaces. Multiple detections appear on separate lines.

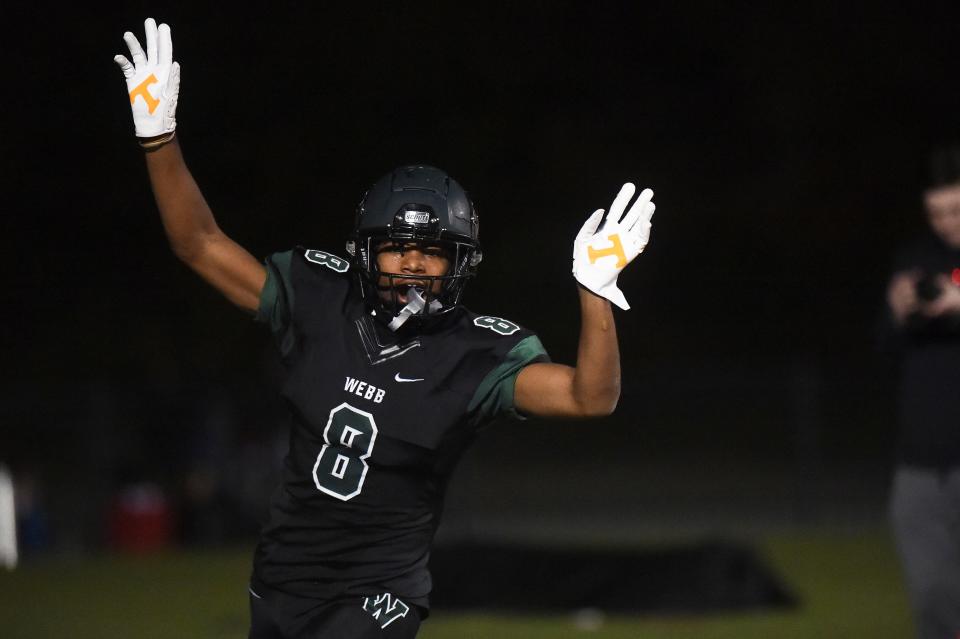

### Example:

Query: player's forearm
xmin=570 ymin=285 xmax=621 ymax=415
xmin=143 ymin=137 xmax=223 ymax=264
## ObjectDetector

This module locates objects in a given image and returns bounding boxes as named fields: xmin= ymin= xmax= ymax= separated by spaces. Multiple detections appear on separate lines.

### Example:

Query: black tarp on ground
xmin=428 ymin=540 xmax=796 ymax=614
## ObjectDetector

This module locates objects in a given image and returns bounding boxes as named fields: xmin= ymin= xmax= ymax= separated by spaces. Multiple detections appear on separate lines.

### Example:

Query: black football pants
xmin=248 ymin=583 xmax=422 ymax=639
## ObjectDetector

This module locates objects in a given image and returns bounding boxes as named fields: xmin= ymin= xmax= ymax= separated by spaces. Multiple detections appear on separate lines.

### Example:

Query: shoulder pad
xmin=302 ymin=249 xmax=350 ymax=274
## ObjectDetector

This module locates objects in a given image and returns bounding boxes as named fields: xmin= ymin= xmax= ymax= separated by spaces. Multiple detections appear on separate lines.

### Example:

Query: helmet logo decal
xmin=587 ymin=233 xmax=628 ymax=269
xmin=402 ymin=210 xmax=431 ymax=225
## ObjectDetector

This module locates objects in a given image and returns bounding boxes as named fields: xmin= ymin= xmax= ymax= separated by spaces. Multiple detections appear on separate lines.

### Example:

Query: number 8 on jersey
xmin=312 ymin=403 xmax=378 ymax=501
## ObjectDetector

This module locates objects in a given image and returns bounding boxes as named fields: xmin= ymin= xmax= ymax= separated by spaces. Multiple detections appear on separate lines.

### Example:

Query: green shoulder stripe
xmin=468 ymin=335 xmax=549 ymax=423
xmin=256 ymin=250 xmax=296 ymax=355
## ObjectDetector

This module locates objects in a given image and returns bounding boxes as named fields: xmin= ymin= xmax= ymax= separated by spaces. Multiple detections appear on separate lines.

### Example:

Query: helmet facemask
xmin=349 ymin=234 xmax=480 ymax=329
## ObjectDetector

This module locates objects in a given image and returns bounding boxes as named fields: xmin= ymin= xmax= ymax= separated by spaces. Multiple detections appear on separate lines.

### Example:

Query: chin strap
xmin=386 ymin=288 xmax=443 ymax=331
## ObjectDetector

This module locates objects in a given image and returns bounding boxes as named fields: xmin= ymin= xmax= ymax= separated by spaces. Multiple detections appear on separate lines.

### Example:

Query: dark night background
xmin=3 ymin=3 xmax=960 ymax=553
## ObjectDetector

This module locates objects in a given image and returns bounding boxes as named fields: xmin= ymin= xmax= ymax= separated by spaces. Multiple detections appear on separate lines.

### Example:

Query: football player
xmin=115 ymin=18 xmax=657 ymax=639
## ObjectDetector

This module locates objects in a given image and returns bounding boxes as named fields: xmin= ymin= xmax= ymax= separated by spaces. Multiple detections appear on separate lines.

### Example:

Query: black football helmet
xmin=346 ymin=165 xmax=482 ymax=323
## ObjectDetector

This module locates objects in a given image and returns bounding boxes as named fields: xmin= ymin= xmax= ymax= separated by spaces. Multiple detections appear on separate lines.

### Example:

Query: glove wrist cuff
xmin=573 ymin=273 xmax=601 ymax=297
xmin=573 ymin=274 xmax=629 ymax=310
xmin=138 ymin=131 xmax=176 ymax=151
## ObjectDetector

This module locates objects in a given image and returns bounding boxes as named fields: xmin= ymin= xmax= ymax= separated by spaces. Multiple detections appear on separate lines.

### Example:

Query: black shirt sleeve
xmin=256 ymin=250 xmax=296 ymax=357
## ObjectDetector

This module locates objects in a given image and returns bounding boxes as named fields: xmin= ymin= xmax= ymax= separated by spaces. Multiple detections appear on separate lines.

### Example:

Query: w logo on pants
xmin=363 ymin=593 xmax=410 ymax=629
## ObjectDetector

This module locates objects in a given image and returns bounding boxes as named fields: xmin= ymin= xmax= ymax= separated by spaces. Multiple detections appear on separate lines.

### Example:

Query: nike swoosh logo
xmin=394 ymin=373 xmax=425 ymax=383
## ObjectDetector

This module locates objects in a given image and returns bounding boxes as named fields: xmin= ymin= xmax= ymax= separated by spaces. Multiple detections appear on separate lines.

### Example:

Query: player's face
xmin=375 ymin=241 xmax=452 ymax=304
xmin=924 ymin=183 xmax=960 ymax=249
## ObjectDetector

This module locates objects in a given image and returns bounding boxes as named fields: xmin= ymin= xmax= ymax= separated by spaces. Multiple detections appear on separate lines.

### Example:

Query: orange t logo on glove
xmin=128 ymin=74 xmax=160 ymax=114
xmin=587 ymin=234 xmax=628 ymax=269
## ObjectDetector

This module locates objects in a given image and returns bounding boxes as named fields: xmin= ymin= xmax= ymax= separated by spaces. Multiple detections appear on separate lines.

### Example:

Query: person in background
xmin=881 ymin=144 xmax=960 ymax=639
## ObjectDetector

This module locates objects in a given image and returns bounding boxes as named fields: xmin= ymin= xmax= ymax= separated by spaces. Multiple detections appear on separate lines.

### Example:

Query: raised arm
xmin=515 ymin=183 xmax=655 ymax=418
xmin=115 ymin=18 xmax=265 ymax=313
xmin=142 ymin=139 xmax=266 ymax=312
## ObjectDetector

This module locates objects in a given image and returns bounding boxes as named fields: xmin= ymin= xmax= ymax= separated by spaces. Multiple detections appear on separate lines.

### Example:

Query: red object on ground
xmin=107 ymin=483 xmax=174 ymax=553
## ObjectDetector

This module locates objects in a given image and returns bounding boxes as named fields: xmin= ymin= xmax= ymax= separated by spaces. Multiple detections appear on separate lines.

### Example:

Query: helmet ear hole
xmin=469 ymin=251 xmax=483 ymax=268
xmin=345 ymin=240 xmax=356 ymax=257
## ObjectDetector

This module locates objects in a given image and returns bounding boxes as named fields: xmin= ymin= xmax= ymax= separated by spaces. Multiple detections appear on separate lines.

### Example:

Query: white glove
xmin=114 ymin=18 xmax=180 ymax=138
xmin=572 ymin=182 xmax=656 ymax=310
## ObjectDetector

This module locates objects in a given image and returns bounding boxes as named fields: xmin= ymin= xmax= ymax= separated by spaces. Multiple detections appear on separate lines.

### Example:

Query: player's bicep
xmin=514 ymin=362 xmax=582 ymax=418
xmin=185 ymin=230 xmax=267 ymax=313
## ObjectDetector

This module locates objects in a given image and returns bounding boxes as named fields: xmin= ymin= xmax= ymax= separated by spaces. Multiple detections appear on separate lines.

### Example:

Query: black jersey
xmin=882 ymin=231 xmax=960 ymax=468
xmin=251 ymin=248 xmax=549 ymax=609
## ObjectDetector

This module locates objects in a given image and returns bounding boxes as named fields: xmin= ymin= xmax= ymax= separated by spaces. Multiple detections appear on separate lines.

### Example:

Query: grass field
xmin=0 ymin=529 xmax=912 ymax=638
